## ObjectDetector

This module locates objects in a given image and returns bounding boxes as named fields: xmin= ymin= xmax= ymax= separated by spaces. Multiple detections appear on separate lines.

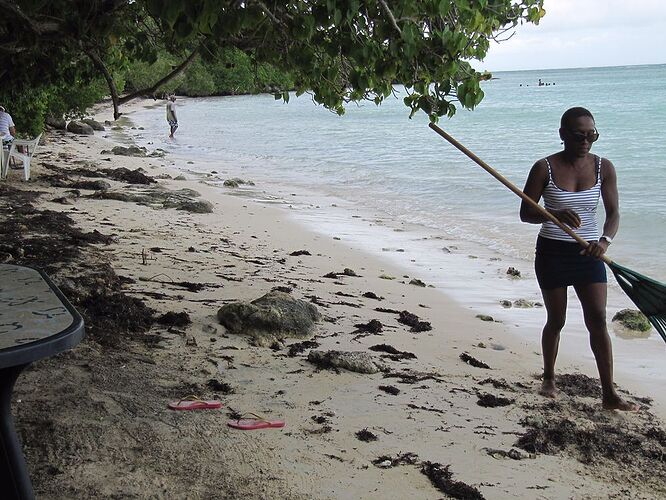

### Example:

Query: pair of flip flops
xmin=168 ymin=397 xmax=284 ymax=430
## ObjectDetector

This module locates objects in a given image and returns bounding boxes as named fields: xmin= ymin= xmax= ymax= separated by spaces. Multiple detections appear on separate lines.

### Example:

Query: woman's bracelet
xmin=600 ymin=235 xmax=613 ymax=244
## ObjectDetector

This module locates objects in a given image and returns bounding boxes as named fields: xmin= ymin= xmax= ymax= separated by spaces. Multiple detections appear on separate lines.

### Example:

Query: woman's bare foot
xmin=539 ymin=378 xmax=558 ymax=398
xmin=602 ymin=396 xmax=640 ymax=412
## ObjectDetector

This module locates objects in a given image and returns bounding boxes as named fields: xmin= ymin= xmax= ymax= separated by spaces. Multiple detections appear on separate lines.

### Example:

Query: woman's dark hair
xmin=560 ymin=107 xmax=594 ymax=128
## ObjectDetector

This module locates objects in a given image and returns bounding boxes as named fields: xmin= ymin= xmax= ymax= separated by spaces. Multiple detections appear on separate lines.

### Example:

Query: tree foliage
xmin=0 ymin=1 xmax=545 ymax=133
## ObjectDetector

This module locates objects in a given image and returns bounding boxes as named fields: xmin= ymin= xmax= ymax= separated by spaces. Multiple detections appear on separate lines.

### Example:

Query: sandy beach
xmin=2 ymin=99 xmax=664 ymax=499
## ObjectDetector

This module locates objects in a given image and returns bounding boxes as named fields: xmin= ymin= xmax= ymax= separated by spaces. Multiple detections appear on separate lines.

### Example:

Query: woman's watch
xmin=600 ymin=235 xmax=613 ymax=245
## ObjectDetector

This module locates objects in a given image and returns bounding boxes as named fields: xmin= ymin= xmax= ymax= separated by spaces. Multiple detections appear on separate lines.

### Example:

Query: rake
xmin=429 ymin=122 xmax=666 ymax=344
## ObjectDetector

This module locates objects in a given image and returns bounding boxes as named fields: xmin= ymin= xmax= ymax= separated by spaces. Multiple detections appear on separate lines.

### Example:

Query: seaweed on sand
xmin=420 ymin=462 xmax=485 ymax=500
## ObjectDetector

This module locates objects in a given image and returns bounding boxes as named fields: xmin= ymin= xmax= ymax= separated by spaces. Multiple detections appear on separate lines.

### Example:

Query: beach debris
xmin=139 ymin=276 xmax=208 ymax=292
xmin=378 ymin=274 xmax=396 ymax=280
xmin=307 ymin=425 xmax=333 ymax=435
xmin=397 ymin=310 xmax=432 ymax=332
xmin=51 ymin=196 xmax=72 ymax=204
xmin=421 ymin=462 xmax=485 ymax=500
xmin=324 ymin=268 xmax=360 ymax=278
xmin=513 ymin=299 xmax=536 ymax=308
xmin=59 ymin=265 xmax=156 ymax=345
xmin=102 ymin=167 xmax=156 ymax=185
xmin=516 ymin=415 xmax=666 ymax=469
xmin=484 ymin=447 xmax=534 ymax=460
xmin=71 ymin=179 xmax=112 ymax=191
xmin=89 ymin=186 xmax=213 ymax=213
xmin=408 ymin=403 xmax=446 ymax=414
xmin=270 ymin=339 xmax=285 ymax=350
xmin=335 ymin=291 xmax=355 ymax=298
xmin=477 ymin=393 xmax=515 ymax=407
xmin=409 ymin=278 xmax=427 ymax=287
xmin=109 ymin=145 xmax=148 ymax=157
xmin=217 ymin=291 xmax=321 ymax=346
xmin=506 ymin=267 xmax=521 ymax=277
xmin=162 ymin=198 xmax=214 ymax=214
xmin=207 ymin=379 xmax=235 ymax=394
xmin=369 ymin=344 xmax=417 ymax=361
xmin=288 ymin=340 xmax=320 ymax=357
xmin=66 ymin=120 xmax=94 ymax=135
xmin=290 ymin=249 xmax=311 ymax=256
xmin=273 ymin=285 xmax=293 ymax=293
xmin=375 ymin=307 xmax=401 ymax=314
xmin=372 ymin=452 xmax=419 ymax=468
xmin=355 ymin=428 xmax=378 ymax=442
xmin=552 ymin=373 xmax=602 ymax=398
xmin=383 ymin=369 xmax=443 ymax=384
xmin=459 ymin=353 xmax=491 ymax=369
xmin=478 ymin=378 xmax=513 ymax=391
xmin=362 ymin=291 xmax=383 ymax=300
xmin=612 ymin=308 xmax=651 ymax=332
xmin=354 ymin=320 xmax=383 ymax=333
xmin=378 ymin=385 xmax=400 ymax=395
xmin=307 ymin=350 xmax=384 ymax=374
xmin=223 ymin=177 xmax=254 ymax=188
xmin=156 ymin=311 xmax=191 ymax=327
xmin=311 ymin=414 xmax=331 ymax=424
xmin=500 ymin=300 xmax=512 ymax=308
xmin=174 ymin=175 xmax=186 ymax=180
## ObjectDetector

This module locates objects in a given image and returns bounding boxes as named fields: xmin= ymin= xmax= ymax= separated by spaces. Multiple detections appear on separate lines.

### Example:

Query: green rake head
xmin=610 ymin=262 xmax=666 ymax=344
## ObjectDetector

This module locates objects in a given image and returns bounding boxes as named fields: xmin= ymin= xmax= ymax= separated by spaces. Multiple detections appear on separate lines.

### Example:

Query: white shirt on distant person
xmin=0 ymin=110 xmax=15 ymax=141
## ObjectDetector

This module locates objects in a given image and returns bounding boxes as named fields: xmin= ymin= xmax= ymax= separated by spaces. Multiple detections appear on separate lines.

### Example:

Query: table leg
xmin=0 ymin=363 xmax=34 ymax=500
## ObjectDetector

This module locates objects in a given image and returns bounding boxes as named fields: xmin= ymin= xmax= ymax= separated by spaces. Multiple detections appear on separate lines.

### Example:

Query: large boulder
xmin=612 ymin=308 xmax=652 ymax=339
xmin=66 ymin=120 xmax=94 ymax=135
xmin=45 ymin=115 xmax=66 ymax=130
xmin=217 ymin=291 xmax=321 ymax=346
xmin=82 ymin=118 xmax=105 ymax=131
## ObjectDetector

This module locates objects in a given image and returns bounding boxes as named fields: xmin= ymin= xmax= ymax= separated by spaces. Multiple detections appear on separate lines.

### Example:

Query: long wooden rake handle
xmin=429 ymin=122 xmax=613 ymax=266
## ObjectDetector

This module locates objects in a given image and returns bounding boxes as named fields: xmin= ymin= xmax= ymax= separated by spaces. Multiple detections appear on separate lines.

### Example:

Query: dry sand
xmin=2 ymin=103 xmax=664 ymax=499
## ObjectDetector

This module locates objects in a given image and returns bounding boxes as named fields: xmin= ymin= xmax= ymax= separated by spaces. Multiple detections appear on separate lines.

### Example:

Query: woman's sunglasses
xmin=566 ymin=128 xmax=599 ymax=143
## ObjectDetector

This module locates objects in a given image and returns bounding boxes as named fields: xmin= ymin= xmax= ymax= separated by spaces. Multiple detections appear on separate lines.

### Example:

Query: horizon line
xmin=481 ymin=61 xmax=666 ymax=74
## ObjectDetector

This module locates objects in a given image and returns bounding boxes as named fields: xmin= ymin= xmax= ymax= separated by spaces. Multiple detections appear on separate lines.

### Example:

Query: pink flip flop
xmin=228 ymin=412 xmax=285 ymax=430
xmin=168 ymin=395 xmax=222 ymax=411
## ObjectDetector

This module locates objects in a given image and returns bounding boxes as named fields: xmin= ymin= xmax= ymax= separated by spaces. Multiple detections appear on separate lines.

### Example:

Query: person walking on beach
xmin=520 ymin=106 xmax=638 ymax=411
xmin=166 ymin=95 xmax=178 ymax=138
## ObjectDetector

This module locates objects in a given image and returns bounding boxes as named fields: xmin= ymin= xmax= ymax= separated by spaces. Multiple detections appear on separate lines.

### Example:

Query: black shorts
xmin=534 ymin=236 xmax=607 ymax=290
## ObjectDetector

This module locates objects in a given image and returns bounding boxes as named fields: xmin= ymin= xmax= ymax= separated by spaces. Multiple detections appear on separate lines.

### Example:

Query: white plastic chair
xmin=1 ymin=134 xmax=41 ymax=181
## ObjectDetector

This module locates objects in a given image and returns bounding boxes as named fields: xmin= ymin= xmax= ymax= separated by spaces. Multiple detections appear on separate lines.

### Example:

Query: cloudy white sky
xmin=478 ymin=0 xmax=666 ymax=71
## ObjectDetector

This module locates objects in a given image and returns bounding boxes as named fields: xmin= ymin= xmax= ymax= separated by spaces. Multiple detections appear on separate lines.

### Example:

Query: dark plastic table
xmin=0 ymin=264 xmax=84 ymax=499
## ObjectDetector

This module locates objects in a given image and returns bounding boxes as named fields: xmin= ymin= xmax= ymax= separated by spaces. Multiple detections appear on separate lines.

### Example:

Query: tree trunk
xmin=85 ymin=49 xmax=121 ymax=119
xmin=118 ymin=45 xmax=201 ymax=105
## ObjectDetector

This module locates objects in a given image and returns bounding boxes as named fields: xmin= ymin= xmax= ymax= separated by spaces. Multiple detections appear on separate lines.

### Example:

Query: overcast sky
xmin=477 ymin=0 xmax=666 ymax=72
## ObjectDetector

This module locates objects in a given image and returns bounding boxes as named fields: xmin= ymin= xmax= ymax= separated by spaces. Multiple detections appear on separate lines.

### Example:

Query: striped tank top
xmin=539 ymin=155 xmax=602 ymax=242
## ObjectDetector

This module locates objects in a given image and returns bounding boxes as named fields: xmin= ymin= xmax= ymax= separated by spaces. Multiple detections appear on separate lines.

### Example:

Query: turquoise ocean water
xmin=125 ymin=64 xmax=666 ymax=391
xmin=132 ymin=64 xmax=666 ymax=282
